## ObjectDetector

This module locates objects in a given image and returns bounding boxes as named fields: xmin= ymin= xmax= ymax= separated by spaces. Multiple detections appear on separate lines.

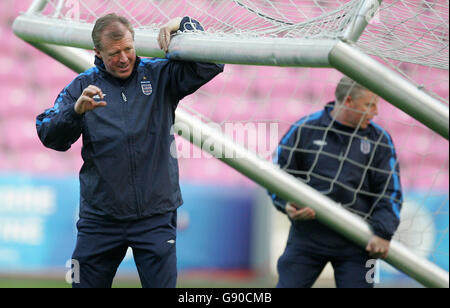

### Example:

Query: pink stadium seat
xmin=32 ymin=86 xmax=64 ymax=116
xmin=2 ymin=27 xmax=35 ymax=59
xmin=0 ymin=1 xmax=8 ymax=11
xmin=176 ymin=157 xmax=189 ymax=180
xmin=253 ymin=75 xmax=275 ymax=98
xmin=277 ymin=102 xmax=303 ymax=125
xmin=271 ymin=80 xmax=301 ymax=100
xmin=227 ymin=98 xmax=257 ymax=122
xmin=11 ymin=1 xmax=34 ymax=15
xmin=201 ymin=74 xmax=225 ymax=94
xmin=180 ymin=158 xmax=204 ymax=181
xmin=15 ymin=149 xmax=74 ymax=174
xmin=31 ymin=57 xmax=56 ymax=84
xmin=72 ymin=159 xmax=83 ymax=173
xmin=0 ymin=153 xmax=8 ymax=171
xmin=70 ymin=139 xmax=83 ymax=152
xmin=221 ymin=67 xmax=256 ymax=98
xmin=0 ymin=27 xmax=12 ymax=54
xmin=0 ymin=84 xmax=40 ymax=117
xmin=0 ymin=5 xmax=16 ymax=22
xmin=65 ymin=148 xmax=83 ymax=173
xmin=0 ymin=120 xmax=8 ymax=150
xmin=0 ymin=28 xmax=18 ymax=56
xmin=0 ymin=149 xmax=17 ymax=171
xmin=406 ymin=164 xmax=448 ymax=190
xmin=1 ymin=117 xmax=40 ymax=151
xmin=432 ymin=167 xmax=449 ymax=190
xmin=207 ymin=96 xmax=234 ymax=122
xmin=11 ymin=87 xmax=36 ymax=112
xmin=32 ymin=57 xmax=77 ymax=86
xmin=199 ymin=158 xmax=230 ymax=182
xmin=16 ymin=150 xmax=48 ymax=173
xmin=0 ymin=56 xmax=27 ymax=84
xmin=248 ymin=99 xmax=273 ymax=120
xmin=181 ymin=96 xmax=217 ymax=118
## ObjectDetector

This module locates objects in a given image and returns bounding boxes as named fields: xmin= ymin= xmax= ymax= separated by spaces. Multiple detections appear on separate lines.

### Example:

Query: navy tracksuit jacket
xmin=271 ymin=103 xmax=403 ymax=287
xmin=36 ymin=17 xmax=224 ymax=287
xmin=36 ymin=33 xmax=224 ymax=222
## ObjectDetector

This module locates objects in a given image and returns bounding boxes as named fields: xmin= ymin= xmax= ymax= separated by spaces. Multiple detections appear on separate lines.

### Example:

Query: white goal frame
xmin=13 ymin=0 xmax=449 ymax=288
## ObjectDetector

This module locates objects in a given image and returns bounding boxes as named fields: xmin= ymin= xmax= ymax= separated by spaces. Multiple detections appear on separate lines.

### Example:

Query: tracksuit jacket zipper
xmin=121 ymin=87 xmax=143 ymax=217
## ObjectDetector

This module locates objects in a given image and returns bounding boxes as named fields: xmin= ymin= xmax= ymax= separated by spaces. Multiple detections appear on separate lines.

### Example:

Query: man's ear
xmin=94 ymin=48 xmax=102 ymax=59
xmin=343 ymin=95 xmax=353 ymax=107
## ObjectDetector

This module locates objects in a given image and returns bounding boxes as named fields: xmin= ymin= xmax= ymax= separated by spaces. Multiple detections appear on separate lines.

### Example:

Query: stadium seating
xmin=0 ymin=2 xmax=448 ymax=192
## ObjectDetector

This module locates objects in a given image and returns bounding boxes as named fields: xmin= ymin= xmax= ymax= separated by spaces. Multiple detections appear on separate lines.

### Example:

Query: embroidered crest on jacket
xmin=141 ymin=80 xmax=153 ymax=96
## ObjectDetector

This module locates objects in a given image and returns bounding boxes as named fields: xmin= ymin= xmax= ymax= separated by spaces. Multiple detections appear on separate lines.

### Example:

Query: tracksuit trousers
xmin=276 ymin=241 xmax=375 ymax=288
xmin=71 ymin=210 xmax=177 ymax=288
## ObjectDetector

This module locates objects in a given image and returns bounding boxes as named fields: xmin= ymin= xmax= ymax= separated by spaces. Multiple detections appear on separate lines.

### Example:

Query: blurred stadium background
xmin=0 ymin=0 xmax=448 ymax=288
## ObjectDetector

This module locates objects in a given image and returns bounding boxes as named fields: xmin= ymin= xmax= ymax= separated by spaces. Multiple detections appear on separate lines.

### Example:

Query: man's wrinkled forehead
xmin=100 ymin=22 xmax=131 ymax=42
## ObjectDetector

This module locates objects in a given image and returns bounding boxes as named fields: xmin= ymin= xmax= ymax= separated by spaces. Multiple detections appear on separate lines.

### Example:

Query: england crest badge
xmin=141 ymin=80 xmax=153 ymax=96
xmin=360 ymin=138 xmax=371 ymax=154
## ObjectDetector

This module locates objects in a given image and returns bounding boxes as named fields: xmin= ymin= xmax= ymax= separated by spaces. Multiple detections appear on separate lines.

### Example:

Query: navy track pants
xmin=276 ymin=242 xmax=375 ymax=288
xmin=71 ymin=211 xmax=177 ymax=288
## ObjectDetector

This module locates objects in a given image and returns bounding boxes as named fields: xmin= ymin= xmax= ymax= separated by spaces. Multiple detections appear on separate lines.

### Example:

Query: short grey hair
xmin=335 ymin=76 xmax=368 ymax=104
xmin=92 ymin=13 xmax=135 ymax=50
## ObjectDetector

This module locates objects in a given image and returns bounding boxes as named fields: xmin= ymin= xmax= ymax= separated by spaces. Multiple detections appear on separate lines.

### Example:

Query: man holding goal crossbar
xmin=271 ymin=77 xmax=403 ymax=288
xmin=36 ymin=14 xmax=223 ymax=288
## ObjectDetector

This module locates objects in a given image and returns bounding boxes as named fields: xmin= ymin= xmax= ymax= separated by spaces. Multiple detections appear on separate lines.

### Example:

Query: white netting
xmin=37 ymin=0 xmax=449 ymax=70
xmin=40 ymin=0 xmax=360 ymax=36
xmin=359 ymin=0 xmax=449 ymax=70
xmin=32 ymin=0 xmax=449 ymax=106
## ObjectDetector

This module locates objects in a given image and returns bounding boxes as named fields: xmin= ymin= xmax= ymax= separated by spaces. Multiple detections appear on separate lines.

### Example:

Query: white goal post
xmin=12 ymin=0 xmax=449 ymax=288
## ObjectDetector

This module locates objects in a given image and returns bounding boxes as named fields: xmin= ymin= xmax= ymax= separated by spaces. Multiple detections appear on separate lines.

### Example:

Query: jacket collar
xmin=323 ymin=101 xmax=371 ymax=133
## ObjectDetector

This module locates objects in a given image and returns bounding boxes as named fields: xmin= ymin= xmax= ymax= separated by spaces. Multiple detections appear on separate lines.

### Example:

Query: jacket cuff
xmin=371 ymin=225 xmax=393 ymax=241
xmin=66 ymin=104 xmax=84 ymax=121
xmin=273 ymin=199 xmax=287 ymax=214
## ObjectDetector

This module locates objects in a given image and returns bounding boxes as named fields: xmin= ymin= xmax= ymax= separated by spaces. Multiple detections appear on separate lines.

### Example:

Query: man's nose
xmin=369 ymin=103 xmax=379 ymax=117
xmin=372 ymin=104 xmax=379 ymax=116
xmin=119 ymin=51 xmax=128 ymax=63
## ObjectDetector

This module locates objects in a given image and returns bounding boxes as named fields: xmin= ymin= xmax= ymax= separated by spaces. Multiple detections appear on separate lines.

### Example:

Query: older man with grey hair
xmin=36 ymin=14 xmax=224 ymax=288
xmin=270 ymin=76 xmax=403 ymax=288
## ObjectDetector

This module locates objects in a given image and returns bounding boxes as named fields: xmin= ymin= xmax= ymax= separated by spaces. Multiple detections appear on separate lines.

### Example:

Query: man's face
xmin=344 ymin=90 xmax=379 ymax=129
xmin=95 ymin=26 xmax=136 ymax=79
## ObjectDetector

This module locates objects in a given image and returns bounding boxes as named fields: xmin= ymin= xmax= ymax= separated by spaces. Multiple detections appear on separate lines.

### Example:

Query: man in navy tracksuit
xmin=271 ymin=77 xmax=403 ymax=288
xmin=36 ymin=14 xmax=224 ymax=288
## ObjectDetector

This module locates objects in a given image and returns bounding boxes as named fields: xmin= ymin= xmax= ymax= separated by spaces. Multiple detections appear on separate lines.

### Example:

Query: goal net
xmin=13 ymin=0 xmax=449 ymax=287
